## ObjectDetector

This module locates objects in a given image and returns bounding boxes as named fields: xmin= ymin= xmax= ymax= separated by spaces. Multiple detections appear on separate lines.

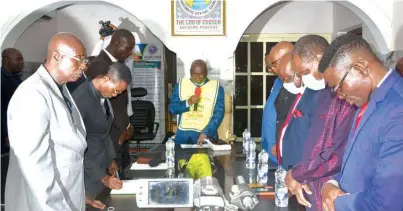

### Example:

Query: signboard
xmin=171 ymin=0 xmax=226 ymax=36
xmin=131 ymin=43 xmax=162 ymax=69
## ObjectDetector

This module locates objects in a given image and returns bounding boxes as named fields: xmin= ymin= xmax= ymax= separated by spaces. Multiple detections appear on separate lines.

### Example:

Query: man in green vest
xmin=169 ymin=59 xmax=225 ymax=145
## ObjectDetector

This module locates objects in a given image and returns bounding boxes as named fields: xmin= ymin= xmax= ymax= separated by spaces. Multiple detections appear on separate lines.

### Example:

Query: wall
xmin=14 ymin=3 xmax=167 ymax=143
xmin=245 ymin=1 xmax=334 ymax=34
xmin=0 ymin=0 xmax=392 ymax=82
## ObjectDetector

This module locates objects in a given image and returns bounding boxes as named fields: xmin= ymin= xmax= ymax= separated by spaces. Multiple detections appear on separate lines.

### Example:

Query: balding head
xmin=267 ymin=41 xmax=294 ymax=74
xmin=2 ymin=48 xmax=24 ymax=73
xmin=395 ymin=57 xmax=403 ymax=77
xmin=276 ymin=52 xmax=294 ymax=83
xmin=106 ymin=29 xmax=135 ymax=62
xmin=190 ymin=59 xmax=208 ymax=84
xmin=45 ymin=32 xmax=87 ymax=84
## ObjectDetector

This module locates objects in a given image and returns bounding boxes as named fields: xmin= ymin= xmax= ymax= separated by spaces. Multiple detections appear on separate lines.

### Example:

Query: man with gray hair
xmin=68 ymin=62 xmax=132 ymax=205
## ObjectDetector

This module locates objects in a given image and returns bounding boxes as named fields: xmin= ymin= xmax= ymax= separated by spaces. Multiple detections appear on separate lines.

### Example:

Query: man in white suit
xmin=5 ymin=33 xmax=103 ymax=210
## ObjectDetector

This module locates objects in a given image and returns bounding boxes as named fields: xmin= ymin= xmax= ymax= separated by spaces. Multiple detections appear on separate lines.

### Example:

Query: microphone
xmin=194 ymin=86 xmax=201 ymax=111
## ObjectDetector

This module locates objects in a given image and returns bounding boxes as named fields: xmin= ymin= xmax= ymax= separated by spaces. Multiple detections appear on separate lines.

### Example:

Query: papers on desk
xmin=110 ymin=180 xmax=139 ymax=195
xmin=180 ymin=144 xmax=209 ymax=149
xmin=130 ymin=162 xmax=168 ymax=170
xmin=180 ymin=140 xmax=231 ymax=151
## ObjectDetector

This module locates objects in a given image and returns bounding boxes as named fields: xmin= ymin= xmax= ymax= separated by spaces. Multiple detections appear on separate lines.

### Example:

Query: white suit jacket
xmin=5 ymin=65 xmax=87 ymax=211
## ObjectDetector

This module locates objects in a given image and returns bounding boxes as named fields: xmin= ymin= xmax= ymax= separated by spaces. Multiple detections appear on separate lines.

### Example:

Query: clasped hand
xmin=285 ymin=170 xmax=312 ymax=208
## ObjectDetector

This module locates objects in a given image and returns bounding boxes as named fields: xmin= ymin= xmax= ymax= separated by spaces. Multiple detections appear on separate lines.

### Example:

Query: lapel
xmin=100 ymin=50 xmax=113 ymax=65
xmin=341 ymin=70 xmax=400 ymax=169
xmin=36 ymin=65 xmax=86 ymax=140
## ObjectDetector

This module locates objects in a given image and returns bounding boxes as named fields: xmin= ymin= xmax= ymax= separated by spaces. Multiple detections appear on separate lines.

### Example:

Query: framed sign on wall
xmin=171 ymin=0 xmax=226 ymax=36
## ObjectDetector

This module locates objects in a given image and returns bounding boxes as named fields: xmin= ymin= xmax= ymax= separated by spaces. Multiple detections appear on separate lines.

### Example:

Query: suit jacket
xmin=261 ymin=77 xmax=282 ymax=163
xmin=334 ymin=70 xmax=403 ymax=211
xmin=68 ymin=77 xmax=115 ymax=198
xmin=86 ymin=50 xmax=130 ymax=151
xmin=5 ymin=65 xmax=87 ymax=211
xmin=281 ymin=88 xmax=319 ymax=168
xmin=1 ymin=67 xmax=22 ymax=154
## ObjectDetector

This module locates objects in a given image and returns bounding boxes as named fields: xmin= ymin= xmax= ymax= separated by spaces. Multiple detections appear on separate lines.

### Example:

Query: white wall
xmin=245 ymin=1 xmax=333 ymax=34
xmin=14 ymin=3 xmax=167 ymax=143
xmin=0 ymin=0 xmax=392 ymax=81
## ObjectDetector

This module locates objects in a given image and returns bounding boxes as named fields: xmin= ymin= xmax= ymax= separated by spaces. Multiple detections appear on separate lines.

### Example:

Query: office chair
xmin=129 ymin=87 xmax=159 ymax=156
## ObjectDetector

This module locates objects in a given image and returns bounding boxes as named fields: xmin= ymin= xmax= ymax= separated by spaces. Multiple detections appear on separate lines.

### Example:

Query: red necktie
xmin=276 ymin=93 xmax=302 ymax=164
xmin=354 ymin=102 xmax=369 ymax=132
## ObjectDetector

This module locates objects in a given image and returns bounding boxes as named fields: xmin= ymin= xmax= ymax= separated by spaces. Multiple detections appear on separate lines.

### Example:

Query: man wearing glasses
xmin=321 ymin=36 xmax=403 ymax=211
xmin=5 ymin=33 xmax=94 ymax=210
xmin=283 ymin=34 xmax=358 ymax=211
xmin=68 ymin=62 xmax=132 ymax=208
xmin=86 ymin=29 xmax=135 ymax=172
xmin=261 ymin=41 xmax=295 ymax=164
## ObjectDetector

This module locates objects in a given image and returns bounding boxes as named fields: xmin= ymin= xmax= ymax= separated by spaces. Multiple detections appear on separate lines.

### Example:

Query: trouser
xmin=115 ymin=141 xmax=131 ymax=176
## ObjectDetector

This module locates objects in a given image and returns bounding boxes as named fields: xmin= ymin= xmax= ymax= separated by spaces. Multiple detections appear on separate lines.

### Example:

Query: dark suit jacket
xmin=68 ymin=77 xmax=115 ymax=198
xmin=1 ymin=67 xmax=22 ymax=154
xmin=86 ymin=50 xmax=130 ymax=152
xmin=281 ymin=88 xmax=319 ymax=168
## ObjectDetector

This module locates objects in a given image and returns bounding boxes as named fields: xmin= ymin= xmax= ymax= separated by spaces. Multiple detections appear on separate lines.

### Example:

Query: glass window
xmin=251 ymin=42 xmax=263 ymax=72
xmin=235 ymin=42 xmax=247 ymax=73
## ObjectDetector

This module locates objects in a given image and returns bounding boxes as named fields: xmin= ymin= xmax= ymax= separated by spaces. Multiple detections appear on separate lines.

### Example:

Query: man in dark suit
xmin=1 ymin=48 xmax=24 ymax=204
xmin=68 ymin=62 xmax=132 ymax=202
xmin=85 ymin=29 xmax=135 ymax=171
xmin=1 ymin=48 xmax=24 ymax=154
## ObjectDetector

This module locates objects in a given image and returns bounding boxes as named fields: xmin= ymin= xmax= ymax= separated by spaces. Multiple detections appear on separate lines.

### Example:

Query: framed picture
xmin=171 ymin=0 xmax=226 ymax=36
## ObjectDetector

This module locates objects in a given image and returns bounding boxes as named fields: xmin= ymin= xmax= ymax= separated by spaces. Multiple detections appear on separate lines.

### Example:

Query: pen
xmin=115 ymin=171 xmax=120 ymax=180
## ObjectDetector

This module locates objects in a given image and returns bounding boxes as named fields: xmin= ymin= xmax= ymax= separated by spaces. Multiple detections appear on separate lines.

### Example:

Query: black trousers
xmin=115 ymin=141 xmax=131 ymax=176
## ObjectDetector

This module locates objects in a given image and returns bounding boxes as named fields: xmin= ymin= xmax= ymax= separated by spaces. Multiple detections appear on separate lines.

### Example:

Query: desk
xmin=91 ymin=144 xmax=303 ymax=211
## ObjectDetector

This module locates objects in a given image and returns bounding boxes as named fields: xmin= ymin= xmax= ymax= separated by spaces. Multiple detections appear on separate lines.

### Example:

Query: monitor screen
xmin=148 ymin=181 xmax=190 ymax=205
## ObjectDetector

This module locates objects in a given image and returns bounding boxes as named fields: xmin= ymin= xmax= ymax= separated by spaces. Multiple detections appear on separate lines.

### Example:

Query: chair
xmin=217 ymin=92 xmax=236 ymax=143
xmin=129 ymin=87 xmax=159 ymax=155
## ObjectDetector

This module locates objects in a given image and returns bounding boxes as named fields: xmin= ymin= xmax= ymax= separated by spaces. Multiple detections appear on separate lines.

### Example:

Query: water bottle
xmin=166 ymin=167 xmax=175 ymax=178
xmin=246 ymin=138 xmax=256 ymax=169
xmin=165 ymin=138 xmax=175 ymax=168
xmin=275 ymin=166 xmax=289 ymax=207
xmin=243 ymin=129 xmax=251 ymax=154
xmin=257 ymin=149 xmax=269 ymax=185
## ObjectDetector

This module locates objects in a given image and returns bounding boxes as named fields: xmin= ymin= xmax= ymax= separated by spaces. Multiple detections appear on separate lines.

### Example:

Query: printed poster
xmin=171 ymin=0 xmax=226 ymax=36
xmin=131 ymin=43 xmax=162 ymax=70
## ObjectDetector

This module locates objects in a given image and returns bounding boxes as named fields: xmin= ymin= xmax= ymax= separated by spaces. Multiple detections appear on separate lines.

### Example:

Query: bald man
xmin=1 ymin=48 xmax=23 ymax=155
xmin=169 ymin=59 xmax=224 ymax=144
xmin=5 ymin=33 xmax=98 ymax=211
xmin=261 ymin=41 xmax=296 ymax=164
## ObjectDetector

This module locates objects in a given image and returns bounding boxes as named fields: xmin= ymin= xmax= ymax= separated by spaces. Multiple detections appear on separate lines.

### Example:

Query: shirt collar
xmin=377 ymin=69 xmax=393 ymax=88
xmin=89 ymin=80 xmax=104 ymax=100
xmin=103 ymin=49 xmax=118 ymax=62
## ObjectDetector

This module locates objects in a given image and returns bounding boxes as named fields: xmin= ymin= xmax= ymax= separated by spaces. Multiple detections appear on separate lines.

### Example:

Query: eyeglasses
xmin=57 ymin=50 xmax=89 ymax=65
xmin=331 ymin=66 xmax=352 ymax=93
xmin=267 ymin=58 xmax=280 ymax=71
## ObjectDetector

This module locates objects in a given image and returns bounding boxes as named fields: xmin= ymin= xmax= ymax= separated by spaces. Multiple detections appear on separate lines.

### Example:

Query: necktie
xmin=354 ymin=102 xmax=368 ymax=132
xmin=104 ymin=100 xmax=110 ymax=117
xmin=276 ymin=93 xmax=302 ymax=164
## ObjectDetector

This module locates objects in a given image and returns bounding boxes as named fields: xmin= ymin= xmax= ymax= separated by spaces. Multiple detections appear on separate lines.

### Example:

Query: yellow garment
xmin=179 ymin=78 xmax=219 ymax=132
xmin=178 ymin=154 xmax=212 ymax=180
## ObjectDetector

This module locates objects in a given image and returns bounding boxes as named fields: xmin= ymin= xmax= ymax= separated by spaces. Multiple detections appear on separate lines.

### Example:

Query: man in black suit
xmin=1 ymin=48 xmax=24 ymax=205
xmin=1 ymin=48 xmax=24 ymax=154
xmin=85 ymin=29 xmax=135 ymax=172
xmin=68 ymin=62 xmax=132 ymax=202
